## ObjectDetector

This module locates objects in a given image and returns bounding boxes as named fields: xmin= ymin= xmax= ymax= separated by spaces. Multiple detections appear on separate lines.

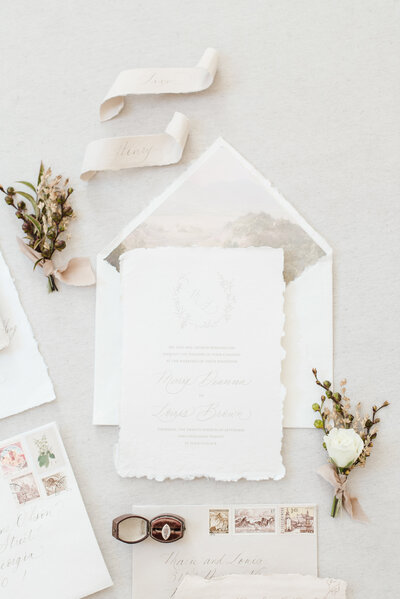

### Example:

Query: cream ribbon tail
xmin=80 ymin=112 xmax=189 ymax=181
xmin=318 ymin=463 xmax=369 ymax=522
xmin=17 ymin=238 xmax=96 ymax=287
xmin=100 ymin=47 xmax=218 ymax=121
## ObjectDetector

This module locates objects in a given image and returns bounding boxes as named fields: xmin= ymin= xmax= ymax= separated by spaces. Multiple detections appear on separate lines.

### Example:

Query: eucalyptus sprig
xmin=1 ymin=163 xmax=74 ymax=292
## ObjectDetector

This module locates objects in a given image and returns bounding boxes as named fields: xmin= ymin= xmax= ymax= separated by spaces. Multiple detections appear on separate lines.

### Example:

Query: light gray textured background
xmin=1 ymin=1 xmax=399 ymax=597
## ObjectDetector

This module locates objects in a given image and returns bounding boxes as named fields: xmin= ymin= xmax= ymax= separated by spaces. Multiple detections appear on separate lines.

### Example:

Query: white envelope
xmin=130 ymin=504 xmax=318 ymax=599
xmin=93 ymin=138 xmax=332 ymax=427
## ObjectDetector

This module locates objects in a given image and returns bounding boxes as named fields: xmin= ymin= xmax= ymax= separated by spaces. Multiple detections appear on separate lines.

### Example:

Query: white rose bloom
xmin=324 ymin=427 xmax=364 ymax=468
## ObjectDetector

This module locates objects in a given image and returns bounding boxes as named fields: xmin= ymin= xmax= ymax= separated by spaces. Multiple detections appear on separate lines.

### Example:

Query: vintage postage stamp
xmin=280 ymin=506 xmax=315 ymax=534
xmin=10 ymin=473 xmax=41 ymax=504
xmin=0 ymin=441 xmax=28 ymax=476
xmin=27 ymin=426 xmax=65 ymax=473
xmin=209 ymin=509 xmax=229 ymax=534
xmin=234 ymin=507 xmax=276 ymax=534
xmin=42 ymin=472 xmax=68 ymax=496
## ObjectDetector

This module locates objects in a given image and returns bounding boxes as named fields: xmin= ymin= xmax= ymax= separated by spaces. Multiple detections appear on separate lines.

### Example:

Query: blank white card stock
xmin=94 ymin=138 xmax=332 ymax=428
xmin=116 ymin=247 xmax=285 ymax=481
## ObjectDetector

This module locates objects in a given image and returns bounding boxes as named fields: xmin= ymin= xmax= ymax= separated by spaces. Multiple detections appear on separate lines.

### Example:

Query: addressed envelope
xmin=94 ymin=138 xmax=332 ymax=427
xmin=0 ymin=422 xmax=112 ymax=599
xmin=129 ymin=504 xmax=318 ymax=599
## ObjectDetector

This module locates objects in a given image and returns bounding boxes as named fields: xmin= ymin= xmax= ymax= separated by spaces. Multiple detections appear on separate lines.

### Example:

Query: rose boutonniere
xmin=1 ymin=163 xmax=95 ymax=292
xmin=312 ymin=368 xmax=389 ymax=521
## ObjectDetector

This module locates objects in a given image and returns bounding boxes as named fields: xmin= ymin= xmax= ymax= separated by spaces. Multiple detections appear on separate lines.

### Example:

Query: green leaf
xmin=25 ymin=214 xmax=42 ymax=234
xmin=37 ymin=162 xmax=44 ymax=186
xmin=16 ymin=190 xmax=39 ymax=218
xmin=17 ymin=180 xmax=37 ymax=194
xmin=33 ymin=257 xmax=44 ymax=270
xmin=38 ymin=453 xmax=49 ymax=468
xmin=49 ymin=453 xmax=55 ymax=459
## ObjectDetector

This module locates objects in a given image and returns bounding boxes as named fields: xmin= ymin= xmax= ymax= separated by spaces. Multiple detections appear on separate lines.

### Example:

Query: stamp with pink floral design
xmin=0 ymin=441 xmax=28 ymax=476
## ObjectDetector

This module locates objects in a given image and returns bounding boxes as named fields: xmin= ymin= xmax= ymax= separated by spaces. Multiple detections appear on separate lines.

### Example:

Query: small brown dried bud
xmin=63 ymin=206 xmax=73 ymax=217
xmin=55 ymin=240 xmax=66 ymax=251
xmin=17 ymin=201 xmax=26 ymax=210
xmin=5 ymin=195 xmax=14 ymax=205
xmin=15 ymin=211 xmax=24 ymax=219
xmin=6 ymin=186 xmax=15 ymax=195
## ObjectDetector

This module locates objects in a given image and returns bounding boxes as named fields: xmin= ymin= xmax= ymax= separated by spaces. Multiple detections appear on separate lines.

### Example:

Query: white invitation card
xmin=0 ymin=423 xmax=112 ymax=599
xmin=0 ymin=249 xmax=55 ymax=419
xmin=130 ymin=504 xmax=318 ymax=599
xmin=116 ymin=247 xmax=285 ymax=481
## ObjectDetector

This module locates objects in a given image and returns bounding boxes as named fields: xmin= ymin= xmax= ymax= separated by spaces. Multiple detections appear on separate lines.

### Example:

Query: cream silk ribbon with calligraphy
xmin=80 ymin=112 xmax=189 ymax=181
xmin=174 ymin=574 xmax=347 ymax=599
xmin=100 ymin=48 xmax=218 ymax=121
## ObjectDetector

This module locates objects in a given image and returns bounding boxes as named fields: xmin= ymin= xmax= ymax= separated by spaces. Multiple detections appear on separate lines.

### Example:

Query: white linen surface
xmin=0 ymin=2 xmax=398 ymax=598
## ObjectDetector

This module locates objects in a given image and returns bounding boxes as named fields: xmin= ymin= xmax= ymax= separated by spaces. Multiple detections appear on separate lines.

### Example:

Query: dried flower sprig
xmin=1 ymin=163 xmax=75 ymax=292
xmin=312 ymin=368 xmax=389 ymax=520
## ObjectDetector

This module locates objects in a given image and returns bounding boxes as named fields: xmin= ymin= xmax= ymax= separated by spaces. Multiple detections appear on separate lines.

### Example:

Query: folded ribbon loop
xmin=80 ymin=111 xmax=189 ymax=181
xmin=100 ymin=47 xmax=218 ymax=121
xmin=317 ymin=463 xmax=369 ymax=522
xmin=17 ymin=238 xmax=96 ymax=287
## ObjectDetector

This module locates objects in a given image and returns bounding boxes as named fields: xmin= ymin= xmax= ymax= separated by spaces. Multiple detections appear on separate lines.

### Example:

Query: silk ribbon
xmin=80 ymin=111 xmax=189 ymax=181
xmin=100 ymin=48 xmax=218 ymax=121
xmin=318 ymin=463 xmax=369 ymax=522
xmin=17 ymin=237 xmax=95 ymax=287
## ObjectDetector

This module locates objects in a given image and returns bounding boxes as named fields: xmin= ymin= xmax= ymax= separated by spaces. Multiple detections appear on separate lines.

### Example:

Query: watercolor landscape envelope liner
xmin=130 ymin=504 xmax=318 ymax=599
xmin=0 ymin=423 xmax=112 ymax=599
xmin=94 ymin=138 xmax=332 ymax=427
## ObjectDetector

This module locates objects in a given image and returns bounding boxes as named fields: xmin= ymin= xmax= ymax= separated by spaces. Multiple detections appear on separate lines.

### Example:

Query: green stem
xmin=47 ymin=274 xmax=58 ymax=293
xmin=331 ymin=495 xmax=339 ymax=518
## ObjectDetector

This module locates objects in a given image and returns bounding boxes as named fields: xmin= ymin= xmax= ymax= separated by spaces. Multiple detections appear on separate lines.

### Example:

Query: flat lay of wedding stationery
xmin=0 ymin=423 xmax=112 ymax=598
xmin=0 ymin=248 xmax=54 ymax=418
xmin=173 ymin=574 xmax=347 ymax=599
xmin=2 ymin=47 xmax=379 ymax=596
xmin=125 ymin=504 xmax=317 ymax=599
xmin=116 ymin=246 xmax=285 ymax=480
xmin=93 ymin=138 xmax=332 ymax=428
